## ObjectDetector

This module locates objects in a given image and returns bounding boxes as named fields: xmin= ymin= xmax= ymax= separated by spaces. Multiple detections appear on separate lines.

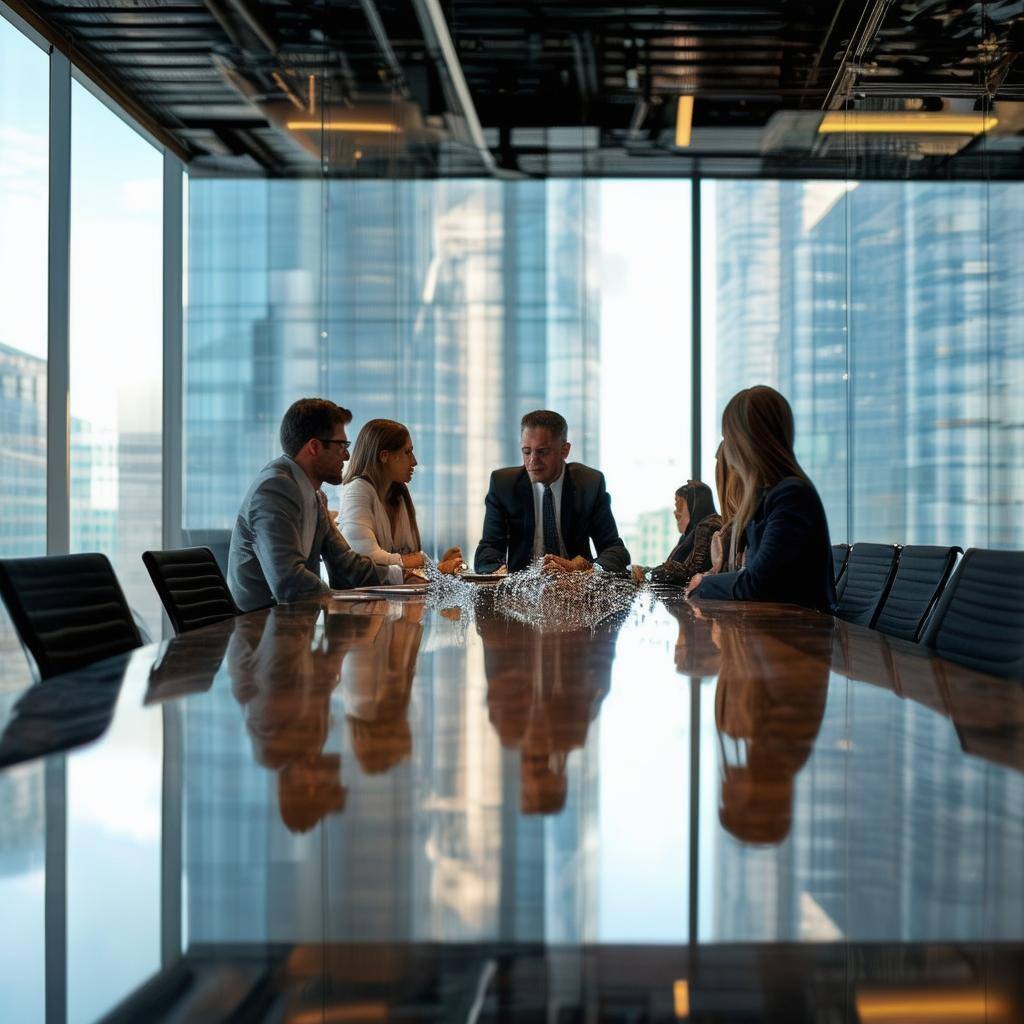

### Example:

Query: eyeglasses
xmin=317 ymin=438 xmax=351 ymax=451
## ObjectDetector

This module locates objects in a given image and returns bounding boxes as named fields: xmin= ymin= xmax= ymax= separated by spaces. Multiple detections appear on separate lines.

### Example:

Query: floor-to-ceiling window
xmin=69 ymin=80 xmax=163 ymax=636
xmin=700 ymin=178 xmax=1024 ymax=550
xmin=0 ymin=14 xmax=48 ymax=1021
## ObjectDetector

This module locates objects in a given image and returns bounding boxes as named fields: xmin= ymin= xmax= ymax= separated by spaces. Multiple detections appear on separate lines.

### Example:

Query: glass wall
xmin=701 ymin=179 xmax=1024 ymax=550
xmin=0 ymin=14 xmax=48 ymax=1022
xmin=69 ymin=80 xmax=163 ymax=635
xmin=185 ymin=179 xmax=691 ymax=564
xmin=0 ymin=14 xmax=48 ymax=688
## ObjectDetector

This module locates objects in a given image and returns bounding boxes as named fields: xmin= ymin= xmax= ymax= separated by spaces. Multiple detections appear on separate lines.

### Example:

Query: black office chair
xmin=922 ymin=548 xmax=1024 ymax=679
xmin=873 ymin=545 xmax=961 ymax=643
xmin=832 ymin=543 xmax=851 ymax=587
xmin=834 ymin=543 xmax=900 ymax=628
xmin=142 ymin=546 xmax=240 ymax=635
xmin=181 ymin=528 xmax=232 ymax=575
xmin=0 ymin=553 xmax=143 ymax=681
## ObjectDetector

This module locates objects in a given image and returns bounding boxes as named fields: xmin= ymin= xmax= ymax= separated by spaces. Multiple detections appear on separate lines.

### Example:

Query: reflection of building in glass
xmin=712 ymin=180 xmax=1024 ymax=549
xmin=0 ymin=343 xmax=46 ymax=558
xmin=185 ymin=180 xmax=601 ymax=556
xmin=625 ymin=507 xmax=676 ymax=568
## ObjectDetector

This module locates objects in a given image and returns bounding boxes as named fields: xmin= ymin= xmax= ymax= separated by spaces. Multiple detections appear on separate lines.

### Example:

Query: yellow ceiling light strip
xmin=675 ymin=96 xmax=694 ymax=147
xmin=855 ymin=988 xmax=1013 ymax=1022
xmin=285 ymin=120 xmax=400 ymax=133
xmin=819 ymin=111 xmax=998 ymax=135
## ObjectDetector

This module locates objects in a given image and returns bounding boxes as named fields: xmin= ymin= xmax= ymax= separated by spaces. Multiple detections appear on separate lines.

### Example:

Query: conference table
xmin=1 ymin=581 xmax=1022 ymax=1023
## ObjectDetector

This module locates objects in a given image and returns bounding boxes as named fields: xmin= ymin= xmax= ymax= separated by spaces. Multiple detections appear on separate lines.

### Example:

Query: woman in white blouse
xmin=340 ymin=418 xmax=463 ymax=574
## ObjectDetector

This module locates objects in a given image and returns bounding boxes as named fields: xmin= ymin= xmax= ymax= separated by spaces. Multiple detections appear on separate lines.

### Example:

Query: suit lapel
xmin=560 ymin=464 xmax=575 ymax=552
xmin=515 ymin=469 xmax=534 ymax=567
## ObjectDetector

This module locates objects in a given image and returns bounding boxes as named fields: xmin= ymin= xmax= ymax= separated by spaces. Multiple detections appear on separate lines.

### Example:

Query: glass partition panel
xmin=186 ymin=179 xmax=688 ymax=561
xmin=0 ymin=18 xmax=48 ymax=1018
xmin=700 ymin=180 xmax=851 ymax=543
xmin=989 ymin=184 xmax=1024 ymax=548
xmin=69 ymin=80 xmax=163 ymax=634
xmin=0 ymin=14 xmax=48 ymax=692
xmin=848 ymin=182 xmax=990 ymax=547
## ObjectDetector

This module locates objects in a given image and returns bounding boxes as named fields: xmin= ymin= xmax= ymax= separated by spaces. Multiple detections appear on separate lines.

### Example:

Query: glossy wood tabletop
xmin=1 ymin=589 xmax=1022 ymax=1023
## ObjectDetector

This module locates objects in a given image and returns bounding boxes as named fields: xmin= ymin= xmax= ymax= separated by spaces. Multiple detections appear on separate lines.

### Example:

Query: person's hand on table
xmin=542 ymin=554 xmax=592 ymax=574
xmin=709 ymin=530 xmax=725 ymax=574
xmin=401 ymin=551 xmax=426 ymax=569
xmin=630 ymin=565 xmax=647 ymax=584
xmin=436 ymin=546 xmax=466 ymax=575
xmin=685 ymin=573 xmax=704 ymax=597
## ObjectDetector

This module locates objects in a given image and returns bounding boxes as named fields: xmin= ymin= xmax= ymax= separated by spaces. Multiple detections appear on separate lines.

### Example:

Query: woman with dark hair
xmin=687 ymin=386 xmax=836 ymax=611
xmin=632 ymin=479 xmax=720 ymax=587
xmin=340 ymin=418 xmax=463 ymax=574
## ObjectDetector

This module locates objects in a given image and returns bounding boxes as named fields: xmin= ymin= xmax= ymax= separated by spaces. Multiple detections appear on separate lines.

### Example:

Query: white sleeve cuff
xmin=386 ymin=564 xmax=404 ymax=585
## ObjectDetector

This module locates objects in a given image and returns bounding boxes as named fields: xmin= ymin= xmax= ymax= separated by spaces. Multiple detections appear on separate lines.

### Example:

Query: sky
xmin=0 ymin=17 xmax=163 ymax=434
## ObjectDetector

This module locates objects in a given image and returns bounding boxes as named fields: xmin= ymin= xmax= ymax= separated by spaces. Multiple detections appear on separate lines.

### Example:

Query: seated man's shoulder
xmin=248 ymin=458 xmax=302 ymax=505
xmin=490 ymin=465 xmax=525 ymax=490
xmin=566 ymin=462 xmax=606 ymax=489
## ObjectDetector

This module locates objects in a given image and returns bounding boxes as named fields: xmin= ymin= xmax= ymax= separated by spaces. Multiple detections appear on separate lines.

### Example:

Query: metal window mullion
xmin=47 ymin=49 xmax=71 ymax=557
xmin=45 ymin=48 xmax=71 ymax=1024
xmin=160 ymin=153 xmax=185 ymax=966
xmin=162 ymin=155 xmax=184 ymax=554
xmin=690 ymin=179 xmax=702 ymax=480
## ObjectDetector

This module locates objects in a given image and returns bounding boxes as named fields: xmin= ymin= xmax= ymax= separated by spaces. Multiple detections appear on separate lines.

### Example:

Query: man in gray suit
xmin=228 ymin=398 xmax=401 ymax=611
xmin=474 ymin=409 xmax=630 ymax=575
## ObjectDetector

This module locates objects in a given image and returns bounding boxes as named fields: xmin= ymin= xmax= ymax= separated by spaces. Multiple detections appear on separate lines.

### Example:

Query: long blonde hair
xmin=343 ymin=418 xmax=421 ymax=550
xmin=721 ymin=386 xmax=808 ymax=566
xmin=714 ymin=441 xmax=743 ymax=569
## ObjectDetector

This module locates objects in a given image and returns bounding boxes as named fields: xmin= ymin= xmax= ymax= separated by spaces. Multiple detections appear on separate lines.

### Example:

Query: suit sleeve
xmin=692 ymin=486 xmax=818 ymax=602
xmin=249 ymin=477 xmax=332 ymax=602
xmin=474 ymin=472 xmax=510 ymax=572
xmin=589 ymin=473 xmax=630 ymax=573
xmin=321 ymin=505 xmax=391 ymax=588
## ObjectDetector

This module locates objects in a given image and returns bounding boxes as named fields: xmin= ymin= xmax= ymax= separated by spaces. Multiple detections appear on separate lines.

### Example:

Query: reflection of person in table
xmin=479 ymin=615 xmax=618 ymax=814
xmin=339 ymin=600 xmax=424 ymax=775
xmin=474 ymin=409 xmax=630 ymax=576
xmin=229 ymin=606 xmax=361 ymax=832
xmin=712 ymin=622 xmax=830 ymax=844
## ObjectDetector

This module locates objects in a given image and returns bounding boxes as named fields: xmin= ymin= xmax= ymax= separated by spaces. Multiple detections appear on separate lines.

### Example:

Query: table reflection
xmin=711 ymin=619 xmax=830 ymax=845
xmin=479 ymin=615 xmax=617 ymax=815
xmin=1 ymin=594 xmax=1023 ymax=1022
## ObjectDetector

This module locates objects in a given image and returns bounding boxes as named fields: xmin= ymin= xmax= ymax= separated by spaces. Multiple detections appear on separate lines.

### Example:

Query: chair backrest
xmin=922 ymin=548 xmax=1024 ymax=679
xmin=181 ymin=528 xmax=232 ymax=575
xmin=873 ymin=545 xmax=961 ymax=643
xmin=0 ymin=553 xmax=142 ymax=680
xmin=832 ymin=543 xmax=851 ymax=586
xmin=142 ymin=546 xmax=239 ymax=634
xmin=834 ymin=543 xmax=900 ymax=628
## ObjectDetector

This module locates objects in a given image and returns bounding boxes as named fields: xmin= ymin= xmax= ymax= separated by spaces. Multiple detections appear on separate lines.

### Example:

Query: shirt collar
xmin=533 ymin=463 xmax=566 ymax=492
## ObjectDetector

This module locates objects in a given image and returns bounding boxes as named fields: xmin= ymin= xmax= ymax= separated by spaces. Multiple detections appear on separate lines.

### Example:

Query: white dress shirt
xmin=339 ymin=476 xmax=418 ymax=577
xmin=531 ymin=465 xmax=567 ymax=561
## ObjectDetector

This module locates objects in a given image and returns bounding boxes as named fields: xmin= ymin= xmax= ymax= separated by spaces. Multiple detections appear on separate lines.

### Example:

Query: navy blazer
xmin=693 ymin=477 xmax=836 ymax=612
xmin=474 ymin=463 xmax=630 ymax=573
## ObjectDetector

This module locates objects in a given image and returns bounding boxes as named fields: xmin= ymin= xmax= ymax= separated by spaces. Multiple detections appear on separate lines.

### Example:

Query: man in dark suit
xmin=473 ymin=409 xmax=630 ymax=574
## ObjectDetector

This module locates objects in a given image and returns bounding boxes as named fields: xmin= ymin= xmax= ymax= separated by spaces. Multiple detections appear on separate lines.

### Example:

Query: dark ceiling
xmin=10 ymin=0 xmax=1024 ymax=179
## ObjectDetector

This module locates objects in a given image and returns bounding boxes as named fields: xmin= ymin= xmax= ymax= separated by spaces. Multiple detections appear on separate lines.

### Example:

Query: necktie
xmin=542 ymin=484 xmax=563 ymax=556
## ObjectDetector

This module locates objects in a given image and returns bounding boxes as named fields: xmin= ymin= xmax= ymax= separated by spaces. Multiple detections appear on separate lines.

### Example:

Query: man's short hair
xmin=520 ymin=409 xmax=568 ymax=442
xmin=280 ymin=398 xmax=352 ymax=457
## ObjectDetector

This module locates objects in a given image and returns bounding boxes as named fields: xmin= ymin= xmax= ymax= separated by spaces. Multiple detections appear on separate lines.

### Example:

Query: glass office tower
xmin=184 ymin=179 xmax=602 ymax=557
xmin=707 ymin=180 xmax=1024 ymax=549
